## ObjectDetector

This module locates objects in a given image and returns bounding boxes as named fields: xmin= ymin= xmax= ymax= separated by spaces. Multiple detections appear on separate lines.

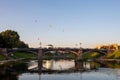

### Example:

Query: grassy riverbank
xmin=12 ymin=52 xmax=37 ymax=59
xmin=83 ymin=51 xmax=100 ymax=59
xmin=107 ymin=50 xmax=120 ymax=59
xmin=42 ymin=55 xmax=75 ymax=60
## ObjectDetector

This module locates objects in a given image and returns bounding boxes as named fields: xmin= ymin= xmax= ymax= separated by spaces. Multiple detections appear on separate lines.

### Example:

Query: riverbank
xmin=0 ymin=58 xmax=25 ymax=64
xmin=96 ymin=59 xmax=120 ymax=62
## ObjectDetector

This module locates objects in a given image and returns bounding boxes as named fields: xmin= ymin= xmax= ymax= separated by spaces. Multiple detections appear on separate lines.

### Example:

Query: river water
xmin=0 ymin=60 xmax=120 ymax=80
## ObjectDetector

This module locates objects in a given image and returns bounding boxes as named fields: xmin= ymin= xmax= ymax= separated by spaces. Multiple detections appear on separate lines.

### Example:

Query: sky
xmin=0 ymin=0 xmax=120 ymax=48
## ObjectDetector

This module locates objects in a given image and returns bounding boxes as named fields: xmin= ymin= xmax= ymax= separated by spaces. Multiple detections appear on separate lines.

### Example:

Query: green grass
xmin=107 ymin=50 xmax=120 ymax=59
xmin=12 ymin=52 xmax=37 ymax=59
xmin=83 ymin=51 xmax=100 ymax=59
xmin=42 ymin=55 xmax=55 ymax=60
xmin=66 ymin=53 xmax=76 ymax=59
xmin=0 ymin=54 xmax=6 ymax=60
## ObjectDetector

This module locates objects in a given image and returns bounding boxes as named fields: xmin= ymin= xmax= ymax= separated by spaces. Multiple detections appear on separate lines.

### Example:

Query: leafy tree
xmin=0 ymin=34 xmax=3 ymax=47
xmin=16 ymin=41 xmax=28 ymax=48
xmin=0 ymin=30 xmax=19 ymax=48
xmin=0 ymin=30 xmax=28 ymax=48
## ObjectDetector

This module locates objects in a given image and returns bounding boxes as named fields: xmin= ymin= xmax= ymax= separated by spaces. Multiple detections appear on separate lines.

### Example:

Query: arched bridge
xmin=83 ymin=49 xmax=108 ymax=55
xmin=8 ymin=48 xmax=38 ymax=54
xmin=7 ymin=48 xmax=108 ymax=55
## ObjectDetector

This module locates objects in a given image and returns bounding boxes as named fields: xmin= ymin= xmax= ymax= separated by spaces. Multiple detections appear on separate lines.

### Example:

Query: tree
xmin=0 ymin=34 xmax=3 ymax=47
xmin=0 ymin=30 xmax=19 ymax=48
xmin=0 ymin=30 xmax=28 ymax=48
xmin=17 ymin=41 xmax=28 ymax=48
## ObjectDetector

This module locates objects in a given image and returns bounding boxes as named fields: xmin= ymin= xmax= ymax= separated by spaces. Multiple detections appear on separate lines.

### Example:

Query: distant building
xmin=96 ymin=43 xmax=119 ymax=51
xmin=118 ymin=46 xmax=120 ymax=50
xmin=46 ymin=44 xmax=54 ymax=49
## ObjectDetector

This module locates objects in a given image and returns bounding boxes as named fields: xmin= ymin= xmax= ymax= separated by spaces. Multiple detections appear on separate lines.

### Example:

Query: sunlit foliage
xmin=83 ymin=51 xmax=100 ymax=59
xmin=107 ymin=50 xmax=120 ymax=59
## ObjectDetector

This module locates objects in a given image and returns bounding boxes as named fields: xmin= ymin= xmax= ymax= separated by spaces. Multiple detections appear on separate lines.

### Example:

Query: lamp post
xmin=40 ymin=42 xmax=42 ymax=48
xmin=80 ymin=42 xmax=82 ymax=49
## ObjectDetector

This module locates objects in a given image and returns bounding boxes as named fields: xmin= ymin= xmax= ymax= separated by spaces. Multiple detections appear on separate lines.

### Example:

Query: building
xmin=46 ymin=44 xmax=54 ymax=49
xmin=96 ymin=43 xmax=119 ymax=51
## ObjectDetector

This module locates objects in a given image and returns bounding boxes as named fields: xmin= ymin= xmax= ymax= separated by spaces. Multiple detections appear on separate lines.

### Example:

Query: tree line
xmin=0 ymin=30 xmax=28 ymax=48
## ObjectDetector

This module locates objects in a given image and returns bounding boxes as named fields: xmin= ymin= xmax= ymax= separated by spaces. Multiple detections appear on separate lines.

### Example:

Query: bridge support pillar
xmin=75 ymin=61 xmax=84 ymax=71
xmin=76 ymin=48 xmax=83 ymax=61
xmin=0 ymin=48 xmax=8 ymax=57
xmin=38 ymin=48 xmax=42 ymax=60
xmin=0 ymin=48 xmax=7 ymax=54
xmin=38 ymin=47 xmax=42 ymax=74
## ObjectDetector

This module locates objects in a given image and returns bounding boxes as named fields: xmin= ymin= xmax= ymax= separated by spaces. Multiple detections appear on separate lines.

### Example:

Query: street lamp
xmin=40 ymin=42 xmax=42 ymax=48
xmin=80 ymin=42 xmax=82 ymax=48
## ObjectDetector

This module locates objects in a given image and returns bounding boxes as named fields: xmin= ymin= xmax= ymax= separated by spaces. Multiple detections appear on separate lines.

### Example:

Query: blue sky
xmin=0 ymin=0 xmax=120 ymax=48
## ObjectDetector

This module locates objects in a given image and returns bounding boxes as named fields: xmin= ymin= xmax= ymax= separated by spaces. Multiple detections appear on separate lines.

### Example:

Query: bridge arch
xmin=8 ymin=51 xmax=37 ymax=54
xmin=8 ymin=51 xmax=38 ymax=58
xmin=84 ymin=50 xmax=106 ymax=55
xmin=69 ymin=51 xmax=78 ymax=55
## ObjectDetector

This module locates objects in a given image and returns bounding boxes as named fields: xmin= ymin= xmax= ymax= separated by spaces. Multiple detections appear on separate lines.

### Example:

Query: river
xmin=0 ymin=59 xmax=120 ymax=80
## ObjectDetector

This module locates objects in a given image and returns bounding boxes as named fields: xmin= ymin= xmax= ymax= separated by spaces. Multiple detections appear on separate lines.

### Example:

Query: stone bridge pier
xmin=38 ymin=47 xmax=43 ymax=74
xmin=0 ymin=48 xmax=8 ymax=59
xmin=76 ymin=48 xmax=83 ymax=61
xmin=38 ymin=47 xmax=42 ymax=60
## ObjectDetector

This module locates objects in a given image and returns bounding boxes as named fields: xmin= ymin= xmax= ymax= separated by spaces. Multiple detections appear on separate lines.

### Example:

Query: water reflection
xmin=0 ymin=60 xmax=120 ymax=80
xmin=38 ymin=60 xmax=42 ymax=80
xmin=42 ymin=60 xmax=99 ymax=71
xmin=75 ymin=61 xmax=83 ymax=71
xmin=43 ymin=60 xmax=75 ymax=70
xmin=38 ymin=60 xmax=42 ymax=74
xmin=0 ymin=61 xmax=27 ymax=80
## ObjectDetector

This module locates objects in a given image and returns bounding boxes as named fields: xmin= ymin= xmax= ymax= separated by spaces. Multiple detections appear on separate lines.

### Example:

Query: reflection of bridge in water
xmin=0 ymin=59 xmax=120 ymax=80
xmin=28 ymin=60 xmax=98 ymax=73
xmin=28 ymin=60 xmax=120 ymax=80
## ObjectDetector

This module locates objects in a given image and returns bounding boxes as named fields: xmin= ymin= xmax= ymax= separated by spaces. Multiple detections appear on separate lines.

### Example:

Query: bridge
xmin=0 ymin=48 xmax=110 ymax=60
xmin=7 ymin=48 xmax=108 ymax=55
xmin=7 ymin=48 xmax=38 ymax=54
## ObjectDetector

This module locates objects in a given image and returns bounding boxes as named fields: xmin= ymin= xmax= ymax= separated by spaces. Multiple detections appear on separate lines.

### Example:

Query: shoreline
xmin=0 ymin=58 xmax=25 ymax=64
xmin=96 ymin=59 xmax=120 ymax=62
